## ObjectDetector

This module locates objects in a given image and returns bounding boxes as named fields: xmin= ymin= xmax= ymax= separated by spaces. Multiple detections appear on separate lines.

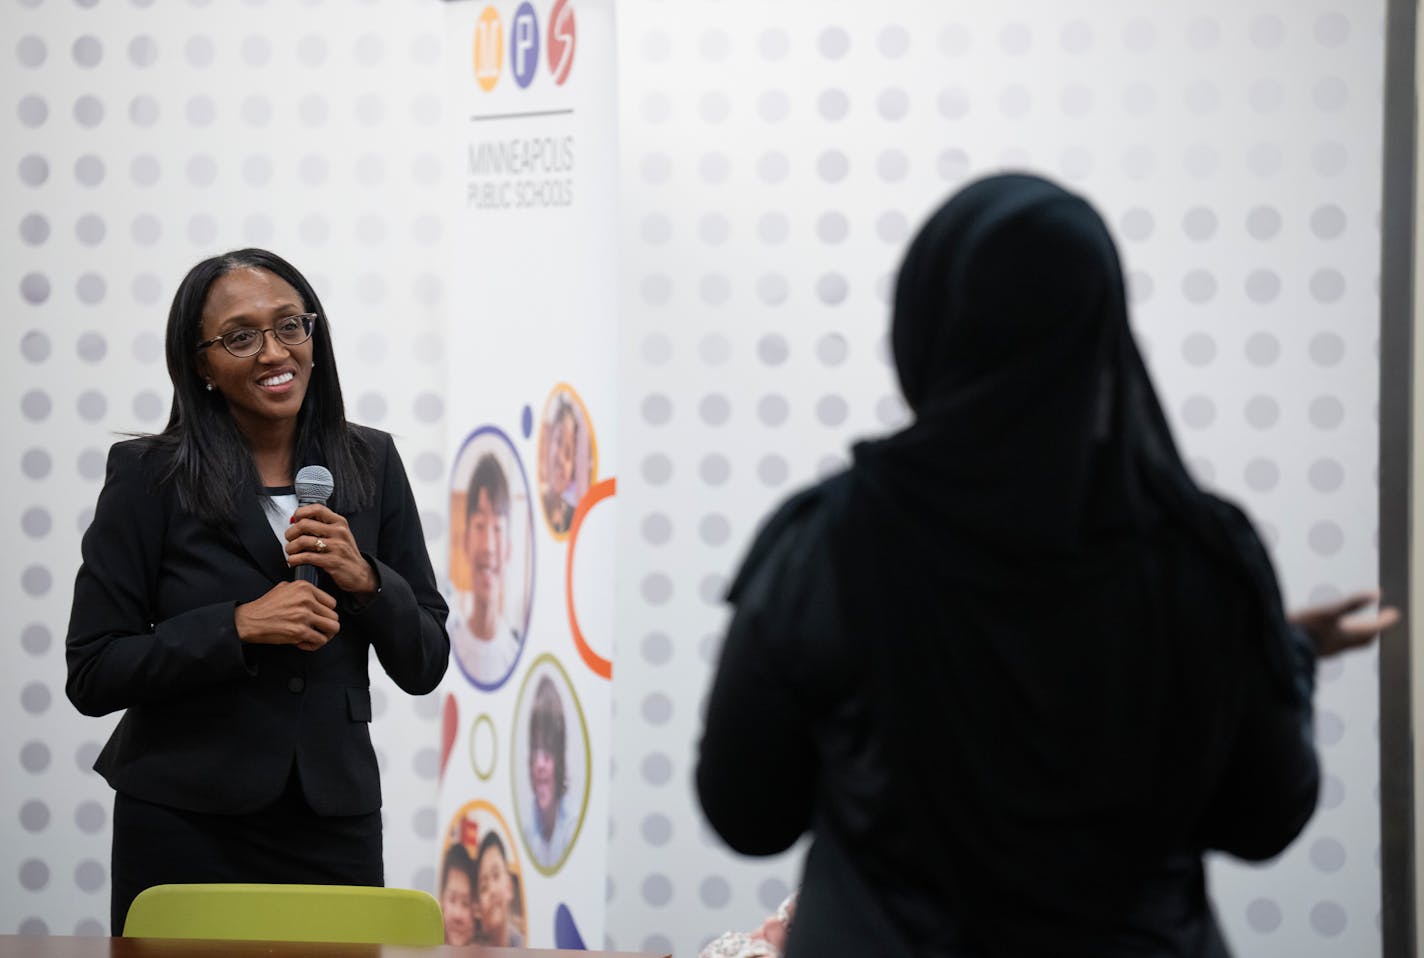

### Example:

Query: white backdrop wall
xmin=606 ymin=2 xmax=1387 ymax=957
xmin=2 ymin=0 xmax=456 ymax=936
xmin=0 ymin=1 xmax=1390 ymax=956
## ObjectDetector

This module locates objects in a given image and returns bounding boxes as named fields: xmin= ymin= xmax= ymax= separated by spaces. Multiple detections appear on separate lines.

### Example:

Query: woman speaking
xmin=65 ymin=249 xmax=449 ymax=932
xmin=697 ymin=175 xmax=1395 ymax=957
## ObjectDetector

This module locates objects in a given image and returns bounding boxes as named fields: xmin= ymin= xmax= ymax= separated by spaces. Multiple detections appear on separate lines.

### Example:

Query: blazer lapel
xmin=233 ymin=496 xmax=293 ymax=583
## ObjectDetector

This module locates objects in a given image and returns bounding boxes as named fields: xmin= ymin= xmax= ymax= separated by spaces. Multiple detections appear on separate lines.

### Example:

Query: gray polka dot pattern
xmin=19 ymin=860 xmax=50 ymax=892
xmin=74 ymin=801 xmax=106 ymax=834
xmin=757 ymin=876 xmax=792 ymax=912
xmin=411 ymin=807 xmax=436 ymax=840
xmin=641 ymin=874 xmax=673 ymax=907
xmin=641 ymin=573 xmax=672 ymax=605
xmin=22 ymin=623 xmax=52 ymax=656
xmin=641 ymin=632 xmax=673 ymax=666
xmin=21 ymin=682 xmax=52 ymax=714
xmin=20 ymin=741 xmax=50 ymax=775
xmin=1309 ymin=837 xmax=1346 ymax=873
xmin=74 ymin=919 xmax=106 ymax=937
xmin=641 ymin=453 xmax=673 ymax=485
xmin=641 ymin=513 xmax=672 ymax=546
xmin=19 ymin=801 xmax=51 ymax=833
xmin=699 ymin=513 xmax=731 ymax=546
xmin=1310 ymin=901 xmax=1348 ymax=937
xmin=74 ymin=860 xmax=106 ymax=893
xmin=22 ymin=566 xmax=53 ymax=597
xmin=75 ymin=742 xmax=101 ymax=775
xmin=641 ymin=813 xmax=673 ymax=846
xmin=640 ymin=753 xmax=673 ymax=786
xmin=1247 ymin=897 xmax=1282 ymax=933
xmin=1316 ymin=710 xmax=1346 ymax=747
xmin=19 ymin=154 xmax=51 ymax=185
xmin=699 ymin=454 xmax=731 ymax=485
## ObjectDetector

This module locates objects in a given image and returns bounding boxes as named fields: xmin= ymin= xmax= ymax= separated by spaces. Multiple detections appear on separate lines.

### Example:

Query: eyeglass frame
xmin=195 ymin=312 xmax=318 ymax=358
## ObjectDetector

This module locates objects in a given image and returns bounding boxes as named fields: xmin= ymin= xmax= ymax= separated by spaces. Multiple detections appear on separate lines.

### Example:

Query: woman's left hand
xmin=1288 ymin=589 xmax=1399 ymax=658
xmin=286 ymin=504 xmax=379 ymax=597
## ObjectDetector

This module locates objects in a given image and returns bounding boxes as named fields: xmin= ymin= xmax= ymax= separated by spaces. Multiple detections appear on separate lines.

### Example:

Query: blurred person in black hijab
xmin=696 ymin=173 xmax=1395 ymax=958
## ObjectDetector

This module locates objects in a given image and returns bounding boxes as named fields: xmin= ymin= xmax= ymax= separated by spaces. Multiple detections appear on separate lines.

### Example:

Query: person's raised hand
xmin=286 ymin=503 xmax=379 ymax=597
xmin=235 ymin=580 xmax=340 ymax=652
xmin=1288 ymin=589 xmax=1399 ymax=658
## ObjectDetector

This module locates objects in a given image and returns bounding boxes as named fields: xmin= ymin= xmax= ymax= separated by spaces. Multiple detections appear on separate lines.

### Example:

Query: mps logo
xmin=473 ymin=0 xmax=576 ymax=92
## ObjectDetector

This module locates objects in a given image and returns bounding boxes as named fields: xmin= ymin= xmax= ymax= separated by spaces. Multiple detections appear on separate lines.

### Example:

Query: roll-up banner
xmin=436 ymin=1 xmax=617 ymax=949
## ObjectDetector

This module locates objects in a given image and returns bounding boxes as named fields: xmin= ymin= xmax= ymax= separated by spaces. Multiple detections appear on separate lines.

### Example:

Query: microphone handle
xmin=295 ymin=494 xmax=327 ymax=586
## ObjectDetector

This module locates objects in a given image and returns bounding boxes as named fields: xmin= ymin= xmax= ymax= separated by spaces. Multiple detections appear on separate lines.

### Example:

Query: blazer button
xmin=287 ymin=677 xmax=305 ymax=693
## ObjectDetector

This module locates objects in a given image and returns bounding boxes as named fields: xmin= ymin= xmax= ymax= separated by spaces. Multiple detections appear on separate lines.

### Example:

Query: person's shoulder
xmin=105 ymin=435 xmax=170 ymax=481
xmin=1183 ymin=490 xmax=1272 ymax=565
xmin=347 ymin=422 xmax=392 ymax=453
xmin=776 ymin=473 xmax=841 ymax=519
xmin=752 ymin=474 xmax=845 ymax=550
xmin=346 ymin=423 xmax=400 ymax=488
xmin=726 ymin=474 xmax=845 ymax=605
xmin=87 ymin=437 xmax=178 ymax=513
xmin=109 ymin=434 xmax=161 ymax=459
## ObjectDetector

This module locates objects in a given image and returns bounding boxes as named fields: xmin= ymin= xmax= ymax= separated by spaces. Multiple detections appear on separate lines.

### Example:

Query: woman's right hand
xmin=234 ymin=581 xmax=340 ymax=652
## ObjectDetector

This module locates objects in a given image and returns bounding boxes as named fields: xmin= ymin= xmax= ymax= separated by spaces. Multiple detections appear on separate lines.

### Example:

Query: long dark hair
xmin=152 ymin=248 xmax=374 ymax=524
xmin=529 ymin=676 xmax=568 ymax=800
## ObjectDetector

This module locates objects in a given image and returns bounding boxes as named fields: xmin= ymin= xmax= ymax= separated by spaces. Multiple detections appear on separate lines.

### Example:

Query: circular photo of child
xmin=438 ymin=801 xmax=529 ymax=948
xmin=512 ymin=654 xmax=591 ymax=874
xmin=448 ymin=426 xmax=534 ymax=690
xmin=536 ymin=384 xmax=597 ymax=540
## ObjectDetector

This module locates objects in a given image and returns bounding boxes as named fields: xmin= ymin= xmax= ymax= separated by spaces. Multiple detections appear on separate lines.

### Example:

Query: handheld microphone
xmin=293 ymin=465 xmax=334 ymax=585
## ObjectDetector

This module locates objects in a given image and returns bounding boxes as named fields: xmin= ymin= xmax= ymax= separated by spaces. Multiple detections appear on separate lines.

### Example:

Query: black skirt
xmin=110 ymin=767 xmax=383 ymax=934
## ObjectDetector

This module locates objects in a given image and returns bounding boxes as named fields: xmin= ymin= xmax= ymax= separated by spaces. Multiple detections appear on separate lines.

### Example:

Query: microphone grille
xmin=294 ymin=465 xmax=334 ymax=504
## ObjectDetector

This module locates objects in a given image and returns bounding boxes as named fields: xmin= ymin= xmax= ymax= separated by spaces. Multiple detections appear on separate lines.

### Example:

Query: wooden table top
xmin=0 ymin=936 xmax=670 ymax=958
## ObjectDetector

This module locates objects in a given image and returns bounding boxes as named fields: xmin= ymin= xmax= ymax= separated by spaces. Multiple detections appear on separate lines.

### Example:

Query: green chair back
xmin=123 ymin=883 xmax=445 ymax=946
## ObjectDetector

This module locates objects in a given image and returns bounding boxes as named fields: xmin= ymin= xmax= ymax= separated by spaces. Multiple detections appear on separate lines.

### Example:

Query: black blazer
xmin=66 ymin=425 xmax=449 ymax=817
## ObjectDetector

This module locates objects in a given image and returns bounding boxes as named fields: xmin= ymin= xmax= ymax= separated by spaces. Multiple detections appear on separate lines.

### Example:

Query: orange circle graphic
xmin=564 ymin=477 xmax=615 ymax=679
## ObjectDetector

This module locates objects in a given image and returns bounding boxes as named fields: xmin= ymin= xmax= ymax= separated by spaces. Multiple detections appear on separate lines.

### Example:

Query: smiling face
xmin=465 ymin=488 xmax=509 ymax=609
xmin=195 ymin=267 xmax=313 ymax=443
xmin=439 ymin=864 xmax=474 ymax=946
xmin=476 ymin=845 xmax=513 ymax=943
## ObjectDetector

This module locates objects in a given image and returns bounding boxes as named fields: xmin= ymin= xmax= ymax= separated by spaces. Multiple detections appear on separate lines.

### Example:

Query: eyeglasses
xmin=196 ymin=313 xmax=316 ymax=358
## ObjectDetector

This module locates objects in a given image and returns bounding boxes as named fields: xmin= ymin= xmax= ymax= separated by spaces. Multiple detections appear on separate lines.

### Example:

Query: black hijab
xmin=729 ymin=173 xmax=1294 ymax=951
xmin=879 ymin=172 xmax=1168 ymax=558
xmin=858 ymin=171 xmax=1291 ymax=656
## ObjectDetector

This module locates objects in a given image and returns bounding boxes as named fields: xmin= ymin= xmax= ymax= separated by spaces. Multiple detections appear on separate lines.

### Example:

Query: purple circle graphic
xmin=448 ymin=425 xmax=534 ymax=691
xmin=511 ymin=3 xmax=540 ymax=89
